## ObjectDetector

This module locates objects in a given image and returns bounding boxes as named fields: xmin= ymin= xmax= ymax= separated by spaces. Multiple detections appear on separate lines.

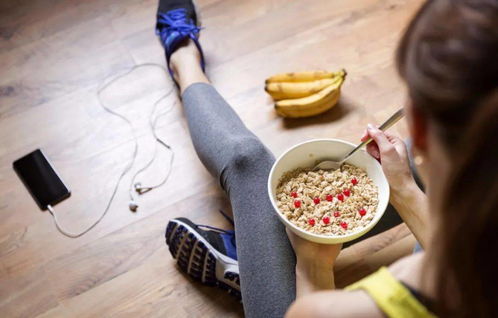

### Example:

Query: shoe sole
xmin=165 ymin=219 xmax=241 ymax=299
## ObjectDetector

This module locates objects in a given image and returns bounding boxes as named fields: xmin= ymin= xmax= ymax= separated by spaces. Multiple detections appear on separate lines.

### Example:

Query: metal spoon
xmin=313 ymin=108 xmax=404 ymax=171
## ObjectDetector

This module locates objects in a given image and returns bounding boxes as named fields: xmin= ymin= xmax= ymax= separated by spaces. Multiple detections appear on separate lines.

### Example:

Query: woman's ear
xmin=406 ymin=102 xmax=428 ymax=152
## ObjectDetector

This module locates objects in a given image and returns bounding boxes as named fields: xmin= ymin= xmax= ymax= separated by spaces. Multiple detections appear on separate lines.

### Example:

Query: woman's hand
xmin=287 ymin=229 xmax=342 ymax=296
xmin=361 ymin=124 xmax=416 ymax=199
xmin=362 ymin=124 xmax=430 ymax=246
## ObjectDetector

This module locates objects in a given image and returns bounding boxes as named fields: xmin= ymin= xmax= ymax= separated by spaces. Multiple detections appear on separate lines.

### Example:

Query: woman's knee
xmin=227 ymin=137 xmax=274 ymax=172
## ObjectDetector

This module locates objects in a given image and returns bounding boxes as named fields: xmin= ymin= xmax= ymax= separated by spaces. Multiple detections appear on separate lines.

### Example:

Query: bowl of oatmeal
xmin=268 ymin=139 xmax=389 ymax=244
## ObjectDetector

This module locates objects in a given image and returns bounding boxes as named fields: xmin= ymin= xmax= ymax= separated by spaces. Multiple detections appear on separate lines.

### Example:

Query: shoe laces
xmin=156 ymin=8 xmax=201 ymax=44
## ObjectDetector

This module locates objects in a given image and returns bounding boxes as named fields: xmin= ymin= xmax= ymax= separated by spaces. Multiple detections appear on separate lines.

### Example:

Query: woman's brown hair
xmin=396 ymin=0 xmax=498 ymax=317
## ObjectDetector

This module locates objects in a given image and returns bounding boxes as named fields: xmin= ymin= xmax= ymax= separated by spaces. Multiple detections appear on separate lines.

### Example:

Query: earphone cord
xmin=48 ymin=63 xmax=175 ymax=238
xmin=129 ymin=91 xmax=176 ymax=202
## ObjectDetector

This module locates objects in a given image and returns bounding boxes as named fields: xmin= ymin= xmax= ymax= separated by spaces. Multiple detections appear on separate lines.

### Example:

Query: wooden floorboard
xmin=0 ymin=0 xmax=421 ymax=316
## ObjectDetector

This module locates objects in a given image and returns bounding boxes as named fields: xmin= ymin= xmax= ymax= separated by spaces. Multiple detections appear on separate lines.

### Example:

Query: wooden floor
xmin=0 ymin=0 xmax=422 ymax=316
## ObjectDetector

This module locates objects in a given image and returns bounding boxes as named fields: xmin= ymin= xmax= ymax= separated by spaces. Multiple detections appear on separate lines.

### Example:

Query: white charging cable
xmin=47 ymin=63 xmax=175 ymax=238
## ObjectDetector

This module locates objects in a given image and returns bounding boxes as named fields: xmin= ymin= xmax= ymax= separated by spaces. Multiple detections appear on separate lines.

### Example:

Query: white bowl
xmin=268 ymin=139 xmax=389 ymax=244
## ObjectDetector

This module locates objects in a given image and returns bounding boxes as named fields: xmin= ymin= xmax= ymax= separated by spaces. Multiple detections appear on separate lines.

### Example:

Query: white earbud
xmin=129 ymin=201 xmax=139 ymax=212
xmin=134 ymin=182 xmax=153 ymax=195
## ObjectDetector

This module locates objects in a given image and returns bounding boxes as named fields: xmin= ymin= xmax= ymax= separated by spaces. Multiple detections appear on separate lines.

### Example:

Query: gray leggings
xmin=182 ymin=83 xmax=404 ymax=317
xmin=183 ymin=83 xmax=295 ymax=317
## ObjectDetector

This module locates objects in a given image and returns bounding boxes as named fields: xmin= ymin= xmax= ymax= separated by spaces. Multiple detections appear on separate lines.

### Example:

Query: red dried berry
xmin=322 ymin=216 xmax=330 ymax=224
xmin=337 ymin=193 xmax=344 ymax=202
xmin=308 ymin=218 xmax=316 ymax=226
xmin=333 ymin=211 xmax=340 ymax=217
xmin=294 ymin=200 xmax=301 ymax=208
xmin=343 ymin=189 xmax=351 ymax=197
xmin=291 ymin=192 xmax=298 ymax=198
xmin=313 ymin=197 xmax=320 ymax=204
xmin=351 ymin=178 xmax=358 ymax=186
xmin=340 ymin=222 xmax=348 ymax=229
xmin=326 ymin=194 xmax=333 ymax=201
xmin=359 ymin=208 xmax=367 ymax=216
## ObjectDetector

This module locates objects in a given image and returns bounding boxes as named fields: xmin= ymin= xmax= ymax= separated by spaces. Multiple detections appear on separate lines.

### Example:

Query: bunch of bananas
xmin=265 ymin=69 xmax=347 ymax=118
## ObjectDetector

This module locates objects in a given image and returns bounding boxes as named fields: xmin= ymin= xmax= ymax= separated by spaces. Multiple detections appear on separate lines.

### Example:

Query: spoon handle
xmin=341 ymin=108 xmax=405 ymax=162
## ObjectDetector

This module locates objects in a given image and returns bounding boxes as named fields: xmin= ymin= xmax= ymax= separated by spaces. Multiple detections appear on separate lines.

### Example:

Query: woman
xmin=158 ymin=0 xmax=498 ymax=317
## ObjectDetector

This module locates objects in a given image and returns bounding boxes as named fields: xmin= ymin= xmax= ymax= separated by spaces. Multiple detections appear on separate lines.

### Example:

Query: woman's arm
xmin=286 ymin=229 xmax=341 ymax=298
xmin=389 ymin=180 xmax=430 ymax=247
xmin=363 ymin=125 xmax=430 ymax=246
xmin=286 ymin=288 xmax=385 ymax=318
xmin=296 ymin=259 xmax=335 ymax=296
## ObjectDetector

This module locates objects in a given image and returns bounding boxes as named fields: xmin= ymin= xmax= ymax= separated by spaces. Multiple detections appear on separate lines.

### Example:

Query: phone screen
xmin=13 ymin=149 xmax=70 ymax=210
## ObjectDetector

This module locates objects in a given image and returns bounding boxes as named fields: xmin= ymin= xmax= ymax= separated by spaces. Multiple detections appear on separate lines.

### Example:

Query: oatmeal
xmin=276 ymin=164 xmax=378 ymax=235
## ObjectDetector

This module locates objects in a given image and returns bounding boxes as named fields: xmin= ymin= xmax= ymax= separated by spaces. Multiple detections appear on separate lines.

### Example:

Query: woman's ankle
xmin=177 ymin=68 xmax=209 ymax=94
xmin=169 ymin=39 xmax=209 ymax=92
xmin=170 ymin=39 xmax=201 ymax=76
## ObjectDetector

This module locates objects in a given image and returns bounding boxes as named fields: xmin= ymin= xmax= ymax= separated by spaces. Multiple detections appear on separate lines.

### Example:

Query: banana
xmin=265 ymin=69 xmax=346 ymax=83
xmin=265 ymin=77 xmax=340 ymax=100
xmin=274 ymin=78 xmax=344 ymax=118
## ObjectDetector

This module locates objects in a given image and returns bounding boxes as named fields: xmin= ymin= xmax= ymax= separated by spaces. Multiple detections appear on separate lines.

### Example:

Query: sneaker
xmin=165 ymin=217 xmax=241 ymax=299
xmin=155 ymin=0 xmax=206 ymax=79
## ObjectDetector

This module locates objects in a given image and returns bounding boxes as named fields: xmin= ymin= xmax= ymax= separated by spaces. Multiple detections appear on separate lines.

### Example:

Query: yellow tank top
xmin=345 ymin=267 xmax=437 ymax=318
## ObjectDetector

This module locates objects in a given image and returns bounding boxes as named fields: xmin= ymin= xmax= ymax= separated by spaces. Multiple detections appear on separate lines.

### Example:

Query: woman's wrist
xmin=390 ymin=177 xmax=422 ymax=205
xmin=389 ymin=180 xmax=429 ymax=246
xmin=296 ymin=258 xmax=335 ymax=291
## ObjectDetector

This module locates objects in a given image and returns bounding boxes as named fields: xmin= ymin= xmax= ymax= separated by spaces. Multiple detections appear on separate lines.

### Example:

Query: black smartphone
xmin=13 ymin=149 xmax=71 ymax=210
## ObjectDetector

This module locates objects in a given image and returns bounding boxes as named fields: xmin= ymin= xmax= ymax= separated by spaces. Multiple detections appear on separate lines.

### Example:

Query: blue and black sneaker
xmin=155 ymin=0 xmax=206 ymax=78
xmin=165 ymin=215 xmax=241 ymax=299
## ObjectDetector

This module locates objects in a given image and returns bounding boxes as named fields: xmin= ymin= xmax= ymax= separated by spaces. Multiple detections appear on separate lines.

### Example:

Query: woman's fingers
xmin=360 ymin=129 xmax=369 ymax=142
xmin=361 ymin=124 xmax=379 ymax=142
xmin=367 ymin=124 xmax=395 ymax=155
xmin=361 ymin=124 xmax=406 ymax=162
xmin=366 ymin=142 xmax=380 ymax=160
xmin=361 ymin=129 xmax=381 ymax=160
xmin=384 ymin=133 xmax=408 ymax=159
xmin=385 ymin=132 xmax=402 ymax=144
xmin=361 ymin=126 xmax=381 ymax=160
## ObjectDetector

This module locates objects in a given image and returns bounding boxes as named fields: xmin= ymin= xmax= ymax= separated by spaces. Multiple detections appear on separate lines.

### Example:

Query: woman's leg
xmin=171 ymin=42 xmax=296 ymax=318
